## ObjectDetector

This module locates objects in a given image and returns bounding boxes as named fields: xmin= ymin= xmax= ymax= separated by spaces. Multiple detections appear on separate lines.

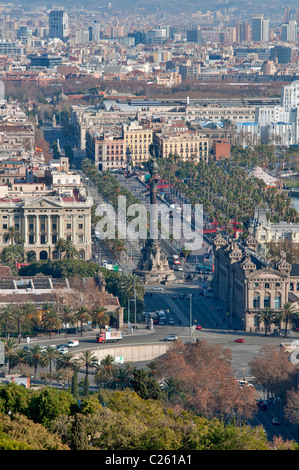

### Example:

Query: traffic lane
xmin=144 ymin=288 xmax=223 ymax=328
xmin=250 ymin=408 xmax=298 ymax=443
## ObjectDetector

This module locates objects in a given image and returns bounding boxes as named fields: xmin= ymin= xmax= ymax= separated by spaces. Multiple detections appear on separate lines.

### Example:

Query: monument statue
xmin=134 ymin=158 xmax=175 ymax=284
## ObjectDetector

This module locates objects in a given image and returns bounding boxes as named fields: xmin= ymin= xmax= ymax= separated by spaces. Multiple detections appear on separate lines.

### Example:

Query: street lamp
xmin=189 ymin=294 xmax=192 ymax=335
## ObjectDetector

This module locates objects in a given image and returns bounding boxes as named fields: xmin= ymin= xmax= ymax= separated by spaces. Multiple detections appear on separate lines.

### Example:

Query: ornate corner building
xmin=212 ymin=232 xmax=299 ymax=332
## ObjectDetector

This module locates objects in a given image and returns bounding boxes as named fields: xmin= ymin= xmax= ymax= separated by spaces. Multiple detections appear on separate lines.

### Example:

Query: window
xmin=274 ymin=295 xmax=281 ymax=309
xmin=290 ymin=282 xmax=294 ymax=291
xmin=297 ymin=283 xmax=299 ymax=291
xmin=264 ymin=295 xmax=271 ymax=308
xmin=265 ymin=282 xmax=270 ymax=289
xmin=67 ymin=224 xmax=71 ymax=230
xmin=253 ymin=294 xmax=260 ymax=309
xmin=79 ymin=224 xmax=83 ymax=229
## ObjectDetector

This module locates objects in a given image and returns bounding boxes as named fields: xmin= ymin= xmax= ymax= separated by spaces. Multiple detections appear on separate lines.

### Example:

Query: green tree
xmin=76 ymin=350 xmax=98 ymax=396
xmin=279 ymin=302 xmax=299 ymax=337
xmin=256 ymin=308 xmax=278 ymax=336
xmin=75 ymin=306 xmax=91 ymax=337
xmin=70 ymin=413 xmax=89 ymax=450
xmin=25 ymin=345 xmax=46 ymax=380
xmin=27 ymin=388 xmax=74 ymax=427
xmin=94 ymin=354 xmax=117 ymax=387
xmin=0 ymin=304 xmax=14 ymax=339
xmin=40 ymin=303 xmax=61 ymax=339
xmin=131 ymin=369 xmax=163 ymax=400
xmin=0 ymin=383 xmax=31 ymax=416
xmin=3 ymin=339 xmax=18 ymax=374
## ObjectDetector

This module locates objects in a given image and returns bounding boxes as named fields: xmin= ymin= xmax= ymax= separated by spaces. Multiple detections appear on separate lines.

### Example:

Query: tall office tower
xmin=252 ymin=14 xmax=270 ymax=42
xmin=296 ymin=7 xmax=299 ymax=23
xmin=282 ymin=21 xmax=297 ymax=41
xmin=49 ymin=10 xmax=68 ymax=40
xmin=263 ymin=19 xmax=270 ymax=41
xmin=252 ymin=14 xmax=264 ymax=41
xmin=283 ymin=6 xmax=291 ymax=23
xmin=186 ymin=26 xmax=202 ymax=44
xmin=237 ymin=21 xmax=251 ymax=43
xmin=88 ymin=20 xmax=101 ymax=41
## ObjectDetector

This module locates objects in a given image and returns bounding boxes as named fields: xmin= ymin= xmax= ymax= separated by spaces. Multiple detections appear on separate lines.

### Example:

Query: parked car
xmin=234 ymin=338 xmax=245 ymax=343
xmin=164 ymin=335 xmax=178 ymax=341
xmin=172 ymin=295 xmax=178 ymax=299
xmin=168 ymin=318 xmax=175 ymax=325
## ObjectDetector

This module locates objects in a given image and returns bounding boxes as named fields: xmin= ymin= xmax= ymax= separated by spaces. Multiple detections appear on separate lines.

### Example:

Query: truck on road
xmin=96 ymin=331 xmax=123 ymax=343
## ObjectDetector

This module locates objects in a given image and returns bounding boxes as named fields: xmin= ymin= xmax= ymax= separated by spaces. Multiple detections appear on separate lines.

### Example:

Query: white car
xmin=164 ymin=335 xmax=178 ymax=341
xmin=67 ymin=340 xmax=79 ymax=347
xmin=58 ymin=347 xmax=69 ymax=354
xmin=152 ymin=286 xmax=164 ymax=291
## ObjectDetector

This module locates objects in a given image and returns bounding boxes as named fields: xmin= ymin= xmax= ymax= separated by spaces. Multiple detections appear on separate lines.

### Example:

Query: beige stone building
xmin=86 ymin=121 xmax=153 ymax=170
xmin=154 ymin=130 xmax=209 ymax=163
xmin=0 ymin=195 xmax=93 ymax=261
xmin=213 ymin=233 xmax=299 ymax=332
xmin=123 ymin=121 xmax=153 ymax=167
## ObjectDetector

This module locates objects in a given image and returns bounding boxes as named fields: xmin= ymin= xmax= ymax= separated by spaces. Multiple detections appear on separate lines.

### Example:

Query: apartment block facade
xmin=154 ymin=131 xmax=209 ymax=163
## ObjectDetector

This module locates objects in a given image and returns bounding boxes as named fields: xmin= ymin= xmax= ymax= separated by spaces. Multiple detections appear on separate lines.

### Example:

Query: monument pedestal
xmin=134 ymin=239 xmax=176 ymax=284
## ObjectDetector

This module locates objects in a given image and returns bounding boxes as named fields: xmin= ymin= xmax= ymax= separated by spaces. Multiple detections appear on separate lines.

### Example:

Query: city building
xmin=0 ymin=194 xmax=92 ymax=261
xmin=212 ymin=139 xmax=231 ymax=161
xmin=238 ymin=81 xmax=299 ymax=146
xmin=153 ymin=130 xmax=209 ymax=163
xmin=281 ymin=21 xmax=297 ymax=42
xmin=251 ymin=206 xmax=299 ymax=257
xmin=186 ymin=27 xmax=202 ymax=44
xmin=213 ymin=233 xmax=299 ymax=332
xmin=49 ymin=10 xmax=68 ymax=41
xmin=28 ymin=54 xmax=62 ymax=68
xmin=252 ymin=14 xmax=270 ymax=42
xmin=123 ymin=121 xmax=153 ymax=168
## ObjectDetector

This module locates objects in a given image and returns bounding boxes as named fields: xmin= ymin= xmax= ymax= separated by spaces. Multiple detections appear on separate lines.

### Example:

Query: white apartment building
xmin=239 ymin=81 xmax=299 ymax=146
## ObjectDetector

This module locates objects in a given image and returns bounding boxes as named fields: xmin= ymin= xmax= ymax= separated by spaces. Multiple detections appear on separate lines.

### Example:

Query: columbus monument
xmin=134 ymin=158 xmax=176 ymax=284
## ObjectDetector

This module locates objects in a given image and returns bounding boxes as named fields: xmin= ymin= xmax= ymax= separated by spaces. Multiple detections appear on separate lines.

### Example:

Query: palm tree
xmin=161 ymin=377 xmax=184 ymax=401
xmin=75 ymin=306 xmax=91 ymax=337
xmin=25 ymin=345 xmax=46 ymax=380
xmin=3 ymin=338 xmax=18 ymax=374
xmin=92 ymin=306 xmax=109 ymax=332
xmin=42 ymin=346 xmax=59 ymax=374
xmin=0 ymin=304 xmax=14 ymax=339
xmin=94 ymin=354 xmax=116 ymax=387
xmin=256 ymin=308 xmax=278 ymax=336
xmin=76 ymin=350 xmax=98 ymax=396
xmin=56 ymin=351 xmax=76 ymax=373
xmin=64 ymin=240 xmax=79 ymax=259
xmin=12 ymin=305 xmax=27 ymax=343
xmin=60 ymin=306 xmax=75 ymax=338
xmin=108 ymin=364 xmax=133 ymax=390
xmin=279 ymin=302 xmax=299 ymax=337
xmin=40 ymin=302 xmax=61 ymax=339
xmin=3 ymin=226 xmax=22 ymax=245
xmin=55 ymin=238 xmax=66 ymax=259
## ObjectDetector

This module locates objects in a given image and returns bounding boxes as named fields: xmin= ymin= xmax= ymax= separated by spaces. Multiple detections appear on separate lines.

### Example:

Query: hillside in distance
xmin=17 ymin=0 xmax=299 ymax=16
